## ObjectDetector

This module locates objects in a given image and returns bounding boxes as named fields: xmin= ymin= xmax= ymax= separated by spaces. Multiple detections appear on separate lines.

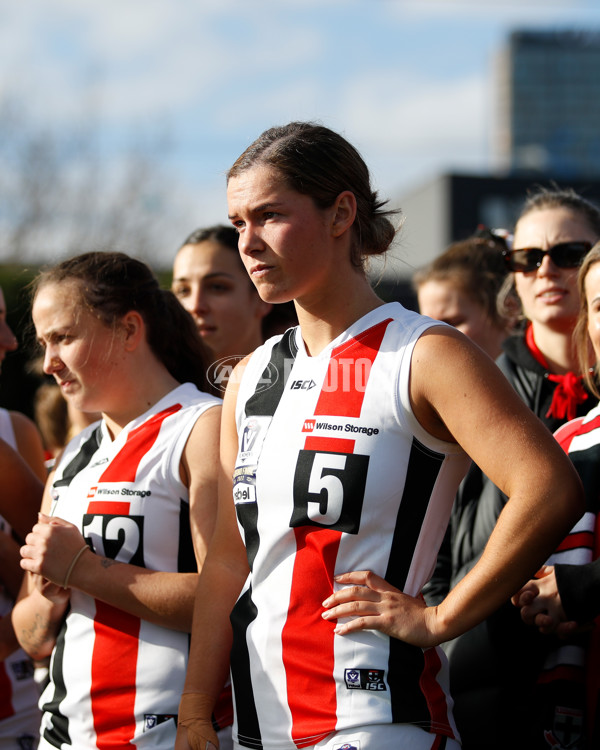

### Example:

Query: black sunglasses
xmin=503 ymin=241 xmax=592 ymax=273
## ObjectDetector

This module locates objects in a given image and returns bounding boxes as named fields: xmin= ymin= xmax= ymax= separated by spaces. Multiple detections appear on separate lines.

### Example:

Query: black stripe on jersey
xmin=178 ymin=497 xmax=197 ymax=573
xmin=230 ymin=588 xmax=262 ymax=749
xmin=229 ymin=333 xmax=297 ymax=749
xmin=385 ymin=438 xmax=444 ymax=591
xmin=244 ymin=329 xmax=296 ymax=418
xmin=385 ymin=437 xmax=444 ymax=728
xmin=53 ymin=426 xmax=102 ymax=488
xmin=41 ymin=615 xmax=71 ymax=748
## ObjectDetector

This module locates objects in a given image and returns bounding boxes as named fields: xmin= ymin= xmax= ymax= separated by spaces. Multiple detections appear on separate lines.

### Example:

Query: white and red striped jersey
xmin=230 ymin=303 xmax=470 ymax=749
xmin=0 ymin=407 xmax=42 ymax=748
xmin=38 ymin=384 xmax=220 ymax=750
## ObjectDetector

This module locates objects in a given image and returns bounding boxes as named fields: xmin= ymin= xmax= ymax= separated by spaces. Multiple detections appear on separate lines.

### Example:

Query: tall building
xmin=496 ymin=30 xmax=600 ymax=177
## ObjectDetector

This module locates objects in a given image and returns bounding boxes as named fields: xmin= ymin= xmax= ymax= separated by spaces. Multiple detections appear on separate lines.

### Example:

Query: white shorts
xmin=234 ymin=724 xmax=461 ymax=750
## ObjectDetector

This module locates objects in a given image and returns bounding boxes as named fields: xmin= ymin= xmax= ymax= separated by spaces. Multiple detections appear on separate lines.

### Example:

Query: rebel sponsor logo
xmin=344 ymin=668 xmax=386 ymax=691
xmin=234 ymin=486 xmax=253 ymax=502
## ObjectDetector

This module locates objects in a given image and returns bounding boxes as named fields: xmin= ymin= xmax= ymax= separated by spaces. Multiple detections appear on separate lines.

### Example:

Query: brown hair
xmin=227 ymin=122 xmax=399 ymax=267
xmin=413 ymin=234 xmax=512 ymax=329
xmin=32 ymin=251 xmax=210 ymax=391
xmin=517 ymin=186 xmax=600 ymax=237
xmin=575 ymin=241 xmax=600 ymax=398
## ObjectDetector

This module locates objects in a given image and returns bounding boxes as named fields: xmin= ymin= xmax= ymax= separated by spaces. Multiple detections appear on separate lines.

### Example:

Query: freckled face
xmin=227 ymin=165 xmax=336 ymax=306
xmin=513 ymin=207 xmax=597 ymax=333
xmin=32 ymin=281 xmax=123 ymax=415
xmin=172 ymin=240 xmax=269 ymax=361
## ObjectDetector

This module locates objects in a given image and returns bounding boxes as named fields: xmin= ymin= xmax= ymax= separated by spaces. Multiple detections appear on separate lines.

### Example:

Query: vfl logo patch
xmin=241 ymin=419 xmax=261 ymax=454
xmin=144 ymin=714 xmax=177 ymax=731
xmin=344 ymin=668 xmax=386 ymax=691
xmin=334 ymin=744 xmax=360 ymax=750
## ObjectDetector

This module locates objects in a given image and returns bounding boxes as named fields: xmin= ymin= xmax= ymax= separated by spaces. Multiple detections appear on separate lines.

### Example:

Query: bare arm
xmin=176 ymin=369 xmax=251 ymax=750
xmin=11 ymin=411 xmax=48 ymax=482
xmin=12 ymin=478 xmax=70 ymax=660
xmin=0 ymin=438 xmax=44 ymax=540
xmin=0 ymin=530 xmax=24 ymax=600
xmin=323 ymin=327 xmax=583 ymax=646
xmin=182 ymin=405 xmax=222 ymax=572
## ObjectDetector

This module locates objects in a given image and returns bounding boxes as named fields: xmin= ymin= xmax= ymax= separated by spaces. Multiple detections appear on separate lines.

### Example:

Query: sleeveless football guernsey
xmin=230 ymin=303 xmax=470 ymax=749
xmin=38 ymin=384 xmax=220 ymax=750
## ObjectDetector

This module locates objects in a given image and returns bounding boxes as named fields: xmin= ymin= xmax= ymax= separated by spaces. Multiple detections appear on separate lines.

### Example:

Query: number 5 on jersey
xmin=291 ymin=449 xmax=369 ymax=533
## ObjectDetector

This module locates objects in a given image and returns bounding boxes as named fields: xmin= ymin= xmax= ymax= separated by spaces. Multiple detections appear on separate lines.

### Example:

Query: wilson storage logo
xmin=302 ymin=419 xmax=379 ymax=437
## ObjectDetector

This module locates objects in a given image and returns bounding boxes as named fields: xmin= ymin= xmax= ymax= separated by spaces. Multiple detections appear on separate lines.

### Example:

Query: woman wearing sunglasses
xmin=499 ymin=188 xmax=600 ymax=429
xmin=424 ymin=186 xmax=600 ymax=750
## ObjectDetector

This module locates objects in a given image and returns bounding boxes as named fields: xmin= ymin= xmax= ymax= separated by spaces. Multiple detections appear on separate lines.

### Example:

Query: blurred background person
xmin=423 ymin=186 xmax=600 ymax=750
xmin=172 ymin=225 xmax=296 ymax=391
xmin=0 ymin=284 xmax=47 ymax=749
xmin=414 ymin=228 xmax=516 ymax=360
xmin=33 ymin=380 xmax=101 ymax=470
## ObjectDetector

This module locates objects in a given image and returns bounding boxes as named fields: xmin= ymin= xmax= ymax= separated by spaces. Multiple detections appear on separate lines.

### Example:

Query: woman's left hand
xmin=321 ymin=570 xmax=439 ymax=648
xmin=20 ymin=513 xmax=87 ymax=588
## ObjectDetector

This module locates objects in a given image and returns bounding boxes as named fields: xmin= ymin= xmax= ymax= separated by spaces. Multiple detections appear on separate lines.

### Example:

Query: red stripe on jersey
xmin=281 ymin=526 xmax=341 ymax=748
xmin=420 ymin=642 xmax=453 ymax=737
xmin=87 ymin=502 xmax=131 ymax=515
xmin=556 ymin=531 xmax=594 ymax=552
xmin=304 ymin=436 xmax=355 ymax=453
xmin=0 ymin=661 xmax=14 ymax=721
xmin=91 ymin=600 xmax=140 ymax=749
xmin=314 ymin=319 xmax=391 ymax=418
xmin=282 ymin=324 xmax=387 ymax=747
xmin=537 ymin=664 xmax=584 ymax=684
xmin=99 ymin=404 xmax=181 ymax=483
xmin=554 ymin=417 xmax=586 ymax=452
xmin=566 ymin=413 xmax=600 ymax=439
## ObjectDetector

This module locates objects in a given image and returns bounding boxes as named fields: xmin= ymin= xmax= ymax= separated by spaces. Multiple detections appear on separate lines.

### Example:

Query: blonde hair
xmin=575 ymin=241 xmax=600 ymax=398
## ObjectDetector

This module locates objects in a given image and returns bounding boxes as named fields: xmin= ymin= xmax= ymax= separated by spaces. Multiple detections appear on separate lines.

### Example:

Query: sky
xmin=2 ymin=0 xmax=600 ymax=259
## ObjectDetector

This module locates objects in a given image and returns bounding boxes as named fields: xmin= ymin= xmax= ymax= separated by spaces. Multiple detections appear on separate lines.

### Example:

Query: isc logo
xmin=291 ymin=379 xmax=316 ymax=390
xmin=302 ymin=419 xmax=315 ymax=432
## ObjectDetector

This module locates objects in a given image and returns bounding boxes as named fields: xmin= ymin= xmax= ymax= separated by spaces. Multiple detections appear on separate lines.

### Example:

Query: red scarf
xmin=525 ymin=325 xmax=588 ymax=421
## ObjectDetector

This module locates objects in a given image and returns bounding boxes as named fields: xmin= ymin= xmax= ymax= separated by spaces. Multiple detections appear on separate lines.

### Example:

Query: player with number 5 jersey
xmin=176 ymin=122 xmax=584 ymax=750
